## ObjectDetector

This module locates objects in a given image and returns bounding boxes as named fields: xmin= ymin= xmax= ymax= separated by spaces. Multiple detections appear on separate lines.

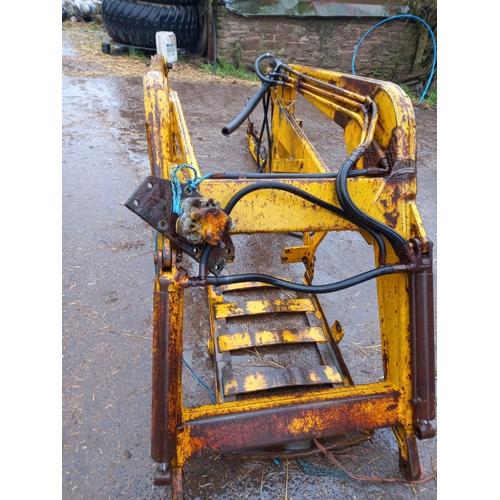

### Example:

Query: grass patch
xmin=125 ymin=48 xmax=149 ymax=60
xmin=200 ymin=60 xmax=259 ymax=82
xmin=400 ymin=84 xmax=437 ymax=108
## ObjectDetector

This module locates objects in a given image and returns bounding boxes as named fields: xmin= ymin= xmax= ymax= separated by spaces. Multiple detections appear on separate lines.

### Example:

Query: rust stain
xmin=384 ymin=208 xmax=400 ymax=227
xmin=183 ymin=391 xmax=402 ymax=458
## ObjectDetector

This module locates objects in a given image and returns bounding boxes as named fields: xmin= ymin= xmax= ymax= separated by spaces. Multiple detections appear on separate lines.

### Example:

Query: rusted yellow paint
xmin=282 ymin=231 xmax=328 ymax=280
xmin=288 ymin=414 xmax=323 ymax=435
xmin=218 ymin=331 xmax=253 ymax=351
xmin=408 ymin=202 xmax=429 ymax=252
xmin=143 ymin=56 xmax=172 ymax=178
xmin=323 ymin=366 xmax=343 ymax=383
xmin=271 ymin=101 xmax=327 ymax=173
xmin=182 ymin=381 xmax=398 ymax=421
xmin=224 ymin=365 xmax=343 ymax=397
xmin=219 ymin=279 xmax=294 ymax=293
xmin=282 ymin=327 xmax=325 ymax=343
xmin=217 ymin=326 xmax=326 ymax=352
xmin=214 ymin=298 xmax=315 ymax=319
xmin=169 ymin=90 xmax=200 ymax=174
xmin=142 ymin=54 xmax=432 ymax=480
xmin=144 ymin=54 xmax=200 ymax=180
xmin=287 ymin=64 xmax=416 ymax=159
xmin=223 ymin=377 xmax=238 ymax=396
xmin=330 ymin=320 xmax=345 ymax=343
xmin=242 ymin=373 xmax=268 ymax=393
xmin=198 ymin=177 xmax=418 ymax=240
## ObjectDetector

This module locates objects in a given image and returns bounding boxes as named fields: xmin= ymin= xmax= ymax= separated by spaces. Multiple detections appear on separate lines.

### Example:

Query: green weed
xmin=126 ymin=48 xmax=149 ymax=60
xmin=200 ymin=61 xmax=259 ymax=81
xmin=86 ymin=21 xmax=102 ymax=30
xmin=400 ymin=84 xmax=437 ymax=107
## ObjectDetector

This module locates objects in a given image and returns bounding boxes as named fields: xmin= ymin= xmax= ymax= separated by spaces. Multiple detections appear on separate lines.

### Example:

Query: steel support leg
xmin=171 ymin=467 xmax=184 ymax=500
xmin=393 ymin=426 xmax=422 ymax=481
xmin=151 ymin=272 xmax=184 ymax=470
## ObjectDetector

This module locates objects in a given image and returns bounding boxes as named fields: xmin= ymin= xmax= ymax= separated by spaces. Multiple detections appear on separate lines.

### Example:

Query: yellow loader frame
xmin=126 ymin=54 xmax=436 ymax=498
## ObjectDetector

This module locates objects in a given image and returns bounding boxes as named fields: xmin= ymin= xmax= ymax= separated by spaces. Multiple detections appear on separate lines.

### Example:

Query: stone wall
xmin=215 ymin=4 xmax=420 ymax=81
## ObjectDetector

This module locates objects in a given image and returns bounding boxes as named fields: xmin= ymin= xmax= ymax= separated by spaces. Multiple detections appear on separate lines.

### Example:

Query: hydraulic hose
xmin=198 ymin=181 xmax=388 ymax=277
xmin=222 ymin=82 xmax=270 ymax=136
xmin=224 ymin=181 xmax=348 ymax=219
xmin=256 ymin=88 xmax=272 ymax=172
xmin=224 ymin=181 xmax=387 ymax=261
xmin=206 ymin=266 xmax=395 ymax=294
xmin=210 ymin=54 xmax=410 ymax=289
xmin=212 ymin=170 xmax=370 ymax=179
xmin=331 ymin=99 xmax=412 ymax=259
xmin=336 ymin=155 xmax=410 ymax=256
xmin=222 ymin=52 xmax=288 ymax=137
xmin=254 ymin=53 xmax=285 ymax=85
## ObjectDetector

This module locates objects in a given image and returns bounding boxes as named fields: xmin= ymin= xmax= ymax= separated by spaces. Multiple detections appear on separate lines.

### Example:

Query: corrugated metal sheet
xmin=222 ymin=0 xmax=410 ymax=17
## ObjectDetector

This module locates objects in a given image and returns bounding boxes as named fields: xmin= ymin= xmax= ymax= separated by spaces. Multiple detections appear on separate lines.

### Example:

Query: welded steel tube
xmin=410 ymin=246 xmax=436 ymax=424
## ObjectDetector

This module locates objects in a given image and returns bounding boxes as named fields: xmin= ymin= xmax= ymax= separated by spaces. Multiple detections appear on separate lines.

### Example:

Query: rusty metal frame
xmin=127 ymin=54 xmax=436 ymax=498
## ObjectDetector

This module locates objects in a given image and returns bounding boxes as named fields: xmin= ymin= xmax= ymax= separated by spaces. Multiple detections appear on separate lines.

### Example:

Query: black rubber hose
xmin=223 ymin=181 xmax=386 ymax=255
xmin=254 ymin=53 xmax=284 ymax=85
xmin=214 ymin=170 xmax=368 ymax=179
xmin=206 ymin=266 xmax=395 ymax=294
xmin=226 ymin=181 xmax=386 ymax=254
xmin=336 ymin=156 xmax=408 ymax=252
xmin=222 ymin=83 xmax=270 ymax=136
xmin=331 ymin=98 xmax=410 ymax=255
xmin=256 ymin=90 xmax=272 ymax=172
xmin=223 ymin=181 xmax=386 ymax=261
xmin=224 ymin=181 xmax=347 ymax=217
xmin=198 ymin=181 xmax=387 ymax=275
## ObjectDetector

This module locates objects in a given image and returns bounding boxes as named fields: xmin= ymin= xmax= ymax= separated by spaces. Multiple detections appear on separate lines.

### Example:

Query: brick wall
xmin=215 ymin=5 xmax=420 ymax=81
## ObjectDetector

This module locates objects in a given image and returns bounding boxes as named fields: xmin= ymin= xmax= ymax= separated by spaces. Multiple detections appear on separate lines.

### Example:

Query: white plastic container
xmin=155 ymin=31 xmax=178 ymax=64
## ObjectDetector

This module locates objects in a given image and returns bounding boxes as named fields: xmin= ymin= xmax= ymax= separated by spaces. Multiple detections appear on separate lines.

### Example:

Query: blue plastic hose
xmin=351 ymin=14 xmax=436 ymax=104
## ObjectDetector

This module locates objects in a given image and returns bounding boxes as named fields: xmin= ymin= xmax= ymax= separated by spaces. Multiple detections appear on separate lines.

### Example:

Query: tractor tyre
xmin=101 ymin=0 xmax=200 ymax=49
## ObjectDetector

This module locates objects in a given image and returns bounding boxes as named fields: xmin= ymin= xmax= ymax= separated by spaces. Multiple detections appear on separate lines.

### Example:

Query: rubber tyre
xmin=143 ymin=0 xmax=196 ymax=5
xmin=102 ymin=0 xmax=200 ymax=49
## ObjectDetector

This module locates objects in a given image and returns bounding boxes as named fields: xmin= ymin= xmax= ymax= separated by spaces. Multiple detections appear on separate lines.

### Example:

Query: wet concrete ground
xmin=62 ymin=23 xmax=437 ymax=499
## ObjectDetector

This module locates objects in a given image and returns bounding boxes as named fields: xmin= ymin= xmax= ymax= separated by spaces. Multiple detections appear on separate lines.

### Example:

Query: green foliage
xmin=400 ymin=84 xmax=437 ymax=107
xmin=200 ymin=61 xmax=259 ymax=81
xmin=126 ymin=48 xmax=149 ymax=60
xmin=370 ymin=63 xmax=381 ymax=79
xmin=424 ymin=87 xmax=437 ymax=106
xmin=86 ymin=20 xmax=101 ymax=30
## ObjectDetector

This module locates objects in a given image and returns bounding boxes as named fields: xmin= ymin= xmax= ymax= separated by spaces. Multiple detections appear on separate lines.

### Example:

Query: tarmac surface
xmin=62 ymin=21 xmax=437 ymax=499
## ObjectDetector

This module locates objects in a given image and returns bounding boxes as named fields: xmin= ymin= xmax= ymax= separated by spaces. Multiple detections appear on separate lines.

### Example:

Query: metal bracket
xmin=125 ymin=176 xmax=235 ymax=276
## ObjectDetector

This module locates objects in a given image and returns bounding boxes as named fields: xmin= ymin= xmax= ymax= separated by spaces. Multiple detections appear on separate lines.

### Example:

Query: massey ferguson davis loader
xmin=125 ymin=53 xmax=436 ymax=498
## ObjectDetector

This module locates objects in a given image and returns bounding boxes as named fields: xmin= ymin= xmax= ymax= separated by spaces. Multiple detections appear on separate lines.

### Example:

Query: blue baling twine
xmin=351 ymin=14 xmax=437 ymax=104
xmin=297 ymin=458 xmax=349 ymax=478
xmin=171 ymin=164 xmax=213 ymax=215
xmin=182 ymin=357 xmax=217 ymax=404
xmin=170 ymin=165 xmax=215 ymax=402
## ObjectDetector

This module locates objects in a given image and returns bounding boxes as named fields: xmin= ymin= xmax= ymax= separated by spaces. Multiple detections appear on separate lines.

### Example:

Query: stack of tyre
xmin=101 ymin=0 xmax=201 ymax=50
